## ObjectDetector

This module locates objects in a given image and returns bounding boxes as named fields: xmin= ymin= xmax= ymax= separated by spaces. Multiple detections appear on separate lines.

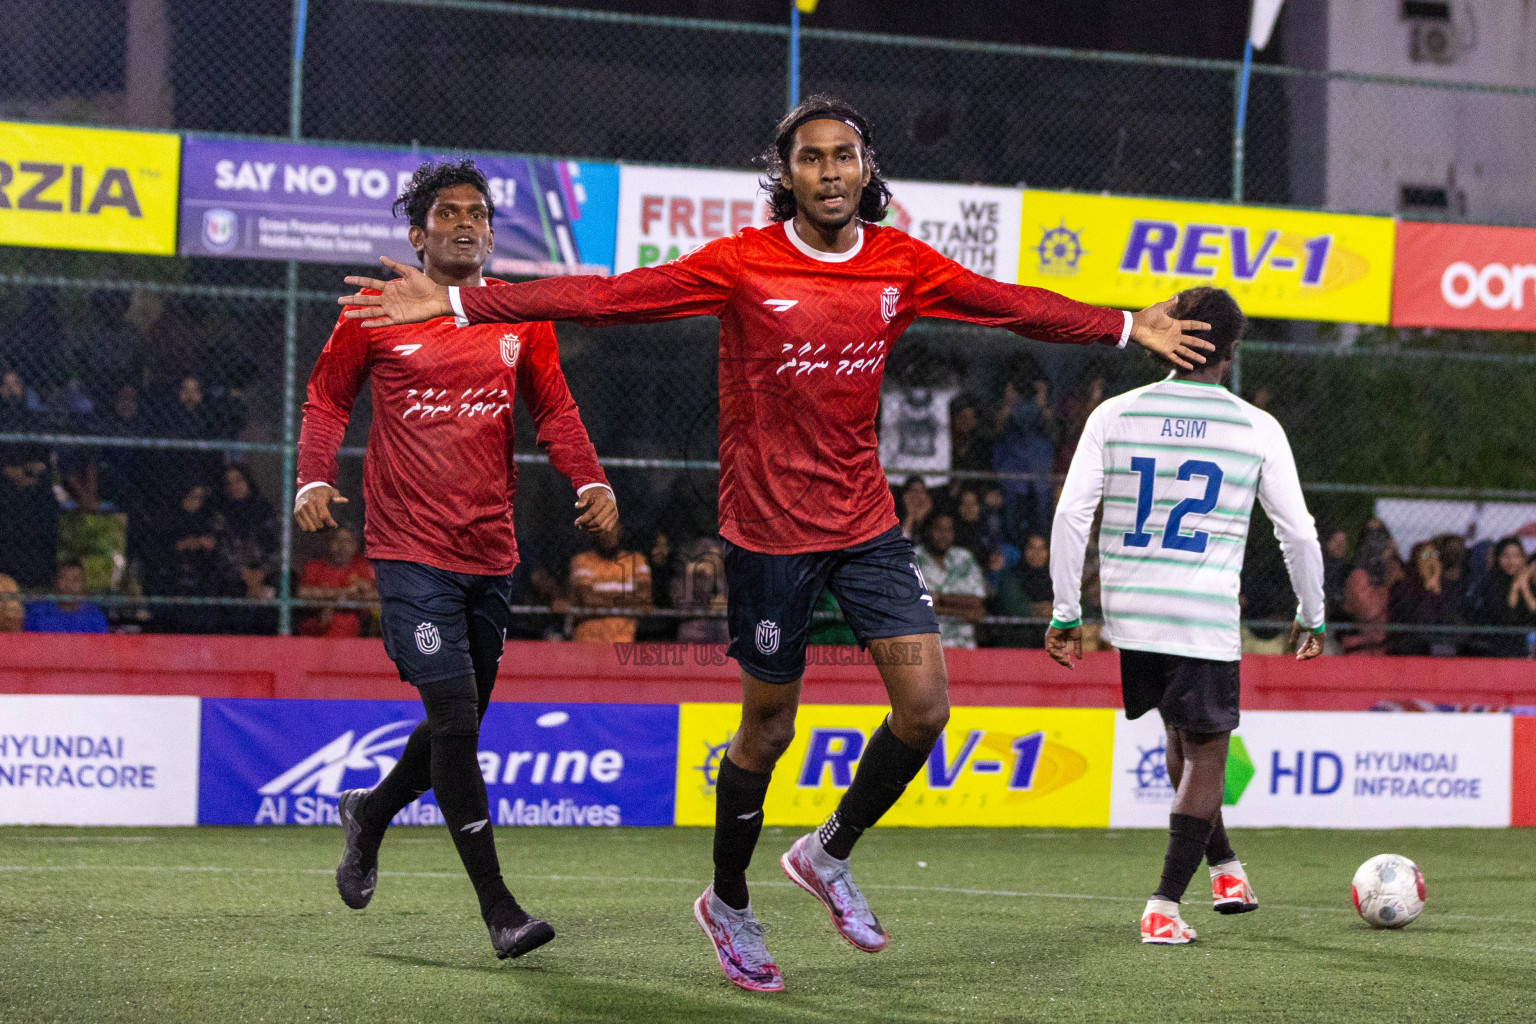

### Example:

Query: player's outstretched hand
xmin=1290 ymin=620 xmax=1325 ymax=661
xmin=294 ymin=484 xmax=347 ymax=532
xmin=1044 ymin=623 xmax=1083 ymax=670
xmin=1129 ymin=298 xmax=1215 ymax=370
xmin=338 ymin=257 xmax=453 ymax=327
xmin=574 ymin=487 xmax=619 ymax=535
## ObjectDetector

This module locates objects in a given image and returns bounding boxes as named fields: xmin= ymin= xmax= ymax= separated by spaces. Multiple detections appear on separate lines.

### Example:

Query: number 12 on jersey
xmin=1122 ymin=457 xmax=1225 ymax=553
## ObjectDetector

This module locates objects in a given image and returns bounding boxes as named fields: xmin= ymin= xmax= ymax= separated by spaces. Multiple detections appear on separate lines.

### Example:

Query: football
xmin=1351 ymin=854 xmax=1427 ymax=929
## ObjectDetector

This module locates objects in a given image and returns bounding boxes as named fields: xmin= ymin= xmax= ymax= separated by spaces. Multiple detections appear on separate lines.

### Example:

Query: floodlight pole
xmin=1233 ymin=37 xmax=1253 ymax=202
xmin=279 ymin=0 xmax=309 ymax=636
xmin=788 ymin=1 xmax=801 ymax=112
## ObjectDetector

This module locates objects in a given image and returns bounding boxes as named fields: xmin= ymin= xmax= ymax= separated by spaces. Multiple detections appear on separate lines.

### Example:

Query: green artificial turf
xmin=1 ymin=825 xmax=1531 ymax=1023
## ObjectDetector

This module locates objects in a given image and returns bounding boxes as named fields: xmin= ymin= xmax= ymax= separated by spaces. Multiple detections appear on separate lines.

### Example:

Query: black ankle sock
xmin=1155 ymin=812 xmax=1215 ymax=903
xmin=419 ymin=676 xmax=513 ymax=920
xmin=820 ymin=720 xmax=929 ymax=860
xmin=358 ymin=719 xmax=433 ymax=842
xmin=1205 ymin=812 xmax=1235 ymax=866
xmin=487 ymin=894 xmax=530 ymax=931
xmin=712 ymin=754 xmax=772 ymax=910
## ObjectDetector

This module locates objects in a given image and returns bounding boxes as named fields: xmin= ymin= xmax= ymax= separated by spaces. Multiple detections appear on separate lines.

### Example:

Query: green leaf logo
xmin=1224 ymin=734 xmax=1255 ymax=806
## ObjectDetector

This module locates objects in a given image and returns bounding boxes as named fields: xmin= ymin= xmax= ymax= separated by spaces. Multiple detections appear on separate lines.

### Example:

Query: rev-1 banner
xmin=198 ymin=699 xmax=677 ymax=827
xmin=178 ymin=137 xmax=618 ymax=275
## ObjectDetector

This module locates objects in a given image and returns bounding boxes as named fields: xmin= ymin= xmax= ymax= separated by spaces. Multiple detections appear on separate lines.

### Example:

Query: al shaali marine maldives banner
xmin=179 ymin=137 xmax=618 ymax=275
xmin=1017 ymin=190 xmax=1395 ymax=324
xmin=198 ymin=699 xmax=677 ymax=827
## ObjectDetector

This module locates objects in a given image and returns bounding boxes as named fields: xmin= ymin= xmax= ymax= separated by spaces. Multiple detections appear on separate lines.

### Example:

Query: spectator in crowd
xmin=1342 ymin=519 xmax=1401 ymax=655
xmin=219 ymin=464 xmax=278 ymax=571
xmin=948 ymin=397 xmax=992 ymax=479
xmin=991 ymin=376 xmax=1059 ymax=544
xmin=157 ymin=374 xmax=224 ymax=494
xmin=152 ymin=482 xmax=242 ymax=634
xmin=298 ymin=526 xmax=376 ymax=638
xmin=0 ymin=372 xmax=59 ymax=588
xmin=980 ymin=485 xmax=1008 ymax=553
xmin=637 ymin=530 xmax=677 ymax=641
xmin=672 ymin=536 xmax=729 ymax=644
xmin=1052 ymin=375 xmax=1104 ymax=476
xmin=231 ymin=560 xmax=279 ymax=636
xmin=1473 ymin=537 xmax=1536 ymax=657
xmin=986 ymin=534 xmax=1052 ymax=648
xmin=569 ymin=526 xmax=651 ymax=643
xmin=23 ymin=561 xmax=108 ymax=634
xmin=807 ymin=587 xmax=858 ymax=646
xmin=1388 ymin=540 xmax=1456 ymax=657
xmin=915 ymin=512 xmax=986 ymax=649
xmin=98 ymin=384 xmax=154 ymax=542
xmin=898 ymin=474 xmax=933 ymax=542
xmin=0 ymin=572 xmax=27 ymax=633
xmin=952 ymin=489 xmax=988 ymax=558
xmin=1321 ymin=526 xmax=1351 ymax=627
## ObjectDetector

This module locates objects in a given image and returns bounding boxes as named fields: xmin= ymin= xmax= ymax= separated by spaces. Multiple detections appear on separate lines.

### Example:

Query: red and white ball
xmin=1351 ymin=854 xmax=1426 ymax=929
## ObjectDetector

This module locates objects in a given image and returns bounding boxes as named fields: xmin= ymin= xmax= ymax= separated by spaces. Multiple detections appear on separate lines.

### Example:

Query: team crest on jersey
xmin=414 ymin=621 xmax=441 ymax=655
xmin=755 ymin=619 xmax=780 ymax=656
xmin=499 ymin=332 xmax=521 ymax=369
xmin=880 ymin=286 xmax=900 ymax=324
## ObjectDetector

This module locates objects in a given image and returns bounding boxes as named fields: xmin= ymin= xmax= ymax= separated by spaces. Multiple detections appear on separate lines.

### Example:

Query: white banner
xmin=0 ymin=696 xmax=201 ymax=825
xmin=883 ymin=179 xmax=1022 ymax=283
xmin=1110 ymin=710 xmax=1512 ymax=828
xmin=1373 ymin=498 xmax=1536 ymax=555
xmin=614 ymin=165 xmax=770 ymax=273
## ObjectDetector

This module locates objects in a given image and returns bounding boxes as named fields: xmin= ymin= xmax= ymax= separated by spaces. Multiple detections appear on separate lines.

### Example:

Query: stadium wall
xmin=0 ymin=636 xmax=1530 ymax=829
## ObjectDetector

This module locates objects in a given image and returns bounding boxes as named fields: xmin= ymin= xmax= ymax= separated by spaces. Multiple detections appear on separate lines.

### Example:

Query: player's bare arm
xmin=1288 ymin=620 xmax=1325 ymax=661
xmin=294 ymin=484 xmax=348 ymax=532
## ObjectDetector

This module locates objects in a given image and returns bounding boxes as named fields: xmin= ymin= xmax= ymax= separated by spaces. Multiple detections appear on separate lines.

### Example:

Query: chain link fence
xmin=2 ymin=1 xmax=1534 ymax=656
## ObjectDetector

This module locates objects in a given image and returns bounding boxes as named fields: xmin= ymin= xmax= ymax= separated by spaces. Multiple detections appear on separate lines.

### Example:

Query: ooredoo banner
xmin=1110 ymin=710 xmax=1513 ymax=828
xmin=198 ymin=699 xmax=677 ymax=827
xmin=178 ymin=137 xmax=618 ymax=274
xmin=1391 ymin=220 xmax=1536 ymax=330
xmin=0 ymin=121 xmax=181 ymax=256
xmin=675 ymin=703 xmax=1115 ymax=827
xmin=1017 ymin=190 xmax=1396 ymax=324
xmin=0 ymin=695 xmax=200 ymax=825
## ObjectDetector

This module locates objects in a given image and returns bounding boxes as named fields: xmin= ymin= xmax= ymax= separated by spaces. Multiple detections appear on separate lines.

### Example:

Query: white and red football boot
xmin=781 ymin=833 xmax=888 ymax=952
xmin=1211 ymin=859 xmax=1259 ymax=914
xmin=1141 ymin=899 xmax=1198 ymax=945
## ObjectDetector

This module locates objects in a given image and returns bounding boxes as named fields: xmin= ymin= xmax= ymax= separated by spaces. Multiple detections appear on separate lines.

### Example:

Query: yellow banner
xmin=675 ymin=704 xmax=1114 ymax=828
xmin=1017 ymin=190 xmax=1395 ymax=324
xmin=0 ymin=122 xmax=180 ymax=255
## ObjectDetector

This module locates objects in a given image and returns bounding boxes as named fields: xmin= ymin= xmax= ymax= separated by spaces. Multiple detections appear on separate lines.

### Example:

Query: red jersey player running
xmin=340 ymin=97 xmax=1214 ymax=992
xmin=299 ymin=159 xmax=617 ymax=961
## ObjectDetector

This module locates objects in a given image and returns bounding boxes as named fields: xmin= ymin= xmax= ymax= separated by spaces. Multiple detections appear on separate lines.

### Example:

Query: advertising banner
xmin=676 ymin=703 xmax=1114 ymax=827
xmin=1016 ymin=190 xmax=1396 ymax=324
xmin=1372 ymin=497 xmax=1536 ymax=556
xmin=614 ymin=165 xmax=770 ymax=272
xmin=1110 ymin=711 xmax=1512 ymax=828
xmin=883 ymin=179 xmax=1022 ymax=283
xmin=178 ymin=137 xmax=618 ymax=274
xmin=198 ymin=699 xmax=677 ymax=827
xmin=0 ymin=121 xmax=180 ymax=255
xmin=0 ymin=695 xmax=200 ymax=825
xmin=1391 ymin=220 xmax=1536 ymax=330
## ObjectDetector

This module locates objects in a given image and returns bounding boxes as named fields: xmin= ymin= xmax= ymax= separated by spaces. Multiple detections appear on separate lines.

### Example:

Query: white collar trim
xmin=785 ymin=219 xmax=864 ymax=263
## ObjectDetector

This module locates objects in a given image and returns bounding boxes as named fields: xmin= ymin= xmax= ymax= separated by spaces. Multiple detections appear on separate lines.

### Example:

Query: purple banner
xmin=178 ymin=137 xmax=617 ymax=274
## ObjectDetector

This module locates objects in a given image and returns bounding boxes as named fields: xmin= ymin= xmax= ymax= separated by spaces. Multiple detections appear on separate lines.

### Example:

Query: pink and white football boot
xmin=693 ymin=886 xmax=784 ymax=993
xmin=780 ymin=833 xmax=888 ymax=953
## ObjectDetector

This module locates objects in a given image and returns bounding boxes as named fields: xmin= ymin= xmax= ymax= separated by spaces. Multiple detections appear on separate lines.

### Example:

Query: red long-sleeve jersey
xmin=298 ymin=277 xmax=608 ymax=575
xmin=452 ymin=222 xmax=1128 ymax=554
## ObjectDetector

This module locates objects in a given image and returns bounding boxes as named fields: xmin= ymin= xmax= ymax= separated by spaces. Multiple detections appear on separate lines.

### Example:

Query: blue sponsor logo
xmin=198 ymin=699 xmax=678 ymax=827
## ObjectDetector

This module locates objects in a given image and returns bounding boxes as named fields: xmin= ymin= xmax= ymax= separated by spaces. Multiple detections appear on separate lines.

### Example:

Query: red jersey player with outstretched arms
xmin=340 ymin=97 xmax=1214 ymax=992
xmin=303 ymin=160 xmax=616 ymax=964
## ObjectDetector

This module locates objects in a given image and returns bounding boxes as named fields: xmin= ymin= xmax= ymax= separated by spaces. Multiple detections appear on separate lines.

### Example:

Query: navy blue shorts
xmin=723 ymin=525 xmax=940 ymax=684
xmin=372 ymin=559 xmax=514 ymax=687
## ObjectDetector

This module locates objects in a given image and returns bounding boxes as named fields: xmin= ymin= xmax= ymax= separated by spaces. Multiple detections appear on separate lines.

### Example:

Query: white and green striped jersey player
xmin=1049 ymin=375 xmax=1325 ymax=661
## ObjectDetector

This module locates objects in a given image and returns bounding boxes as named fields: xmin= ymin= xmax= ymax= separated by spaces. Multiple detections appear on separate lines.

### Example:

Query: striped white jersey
xmin=1050 ymin=377 xmax=1325 ymax=661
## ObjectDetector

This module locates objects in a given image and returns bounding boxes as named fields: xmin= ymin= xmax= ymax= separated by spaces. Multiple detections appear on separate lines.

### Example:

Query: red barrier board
xmin=1392 ymin=221 xmax=1536 ymax=330
xmin=1514 ymin=717 xmax=1536 ymax=827
xmin=0 ymin=634 xmax=1532 ymax=710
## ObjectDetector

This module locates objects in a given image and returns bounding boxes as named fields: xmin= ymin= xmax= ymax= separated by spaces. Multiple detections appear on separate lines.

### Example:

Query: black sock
xmin=820 ymin=720 xmax=929 ymax=860
xmin=357 ymin=719 xmax=433 ymax=848
xmin=419 ymin=676 xmax=512 ymax=921
xmin=1154 ymin=812 xmax=1215 ymax=903
xmin=1205 ymin=811 xmax=1235 ymax=866
xmin=712 ymin=754 xmax=771 ymax=910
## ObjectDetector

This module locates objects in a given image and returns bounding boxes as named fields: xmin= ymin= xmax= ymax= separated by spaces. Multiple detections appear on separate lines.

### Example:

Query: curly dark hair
xmin=759 ymin=94 xmax=891 ymax=224
xmin=1171 ymin=286 xmax=1246 ymax=364
xmin=391 ymin=158 xmax=494 ymax=260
